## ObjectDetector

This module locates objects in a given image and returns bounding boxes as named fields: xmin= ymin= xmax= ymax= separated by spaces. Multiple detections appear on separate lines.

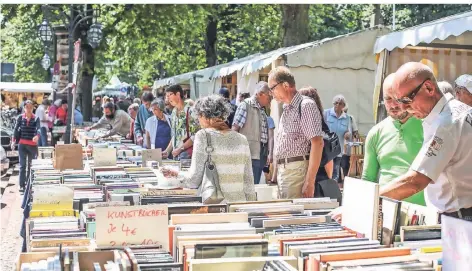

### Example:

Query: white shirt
xmin=144 ymin=114 xmax=172 ymax=146
xmin=411 ymin=93 xmax=472 ymax=213
xmin=35 ymin=105 xmax=49 ymax=129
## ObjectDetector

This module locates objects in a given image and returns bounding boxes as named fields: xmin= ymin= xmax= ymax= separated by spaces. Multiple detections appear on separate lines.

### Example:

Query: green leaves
xmin=3 ymin=4 xmax=471 ymax=88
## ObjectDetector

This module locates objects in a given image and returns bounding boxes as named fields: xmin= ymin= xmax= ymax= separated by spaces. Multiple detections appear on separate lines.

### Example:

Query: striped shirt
xmin=14 ymin=114 xmax=41 ymax=146
xmin=275 ymin=93 xmax=323 ymax=159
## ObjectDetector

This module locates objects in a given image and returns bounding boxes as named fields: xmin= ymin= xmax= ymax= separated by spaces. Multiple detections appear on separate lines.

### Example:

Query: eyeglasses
xmin=333 ymin=102 xmax=344 ymax=106
xmin=269 ymin=81 xmax=283 ymax=92
xmin=395 ymin=78 xmax=430 ymax=104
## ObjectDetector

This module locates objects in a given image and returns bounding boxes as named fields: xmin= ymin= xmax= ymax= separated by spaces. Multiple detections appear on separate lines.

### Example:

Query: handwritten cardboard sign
xmin=442 ymin=215 xmax=472 ymax=269
xmin=142 ymin=149 xmax=162 ymax=166
xmin=95 ymin=204 xmax=169 ymax=250
xmin=32 ymin=185 xmax=74 ymax=211
xmin=94 ymin=148 xmax=117 ymax=167
xmin=54 ymin=144 xmax=83 ymax=170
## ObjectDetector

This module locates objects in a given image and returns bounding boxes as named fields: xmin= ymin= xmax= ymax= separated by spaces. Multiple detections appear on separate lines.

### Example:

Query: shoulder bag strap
xmin=185 ymin=107 xmax=190 ymax=139
xmin=298 ymin=97 xmax=330 ymax=133
xmin=204 ymin=129 xmax=213 ymax=163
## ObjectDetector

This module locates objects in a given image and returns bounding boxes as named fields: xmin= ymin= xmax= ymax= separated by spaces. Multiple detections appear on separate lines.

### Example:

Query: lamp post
xmin=41 ymin=53 xmax=51 ymax=70
xmin=39 ymin=4 xmax=103 ymax=144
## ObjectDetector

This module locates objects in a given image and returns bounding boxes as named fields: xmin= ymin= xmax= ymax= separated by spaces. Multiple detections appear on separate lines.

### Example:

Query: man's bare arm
xmin=380 ymin=170 xmax=431 ymax=200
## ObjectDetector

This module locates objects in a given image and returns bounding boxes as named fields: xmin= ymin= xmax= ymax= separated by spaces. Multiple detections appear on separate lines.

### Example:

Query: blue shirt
xmin=134 ymin=104 xmax=153 ymax=146
xmin=145 ymin=115 xmax=172 ymax=146
xmin=74 ymin=108 xmax=83 ymax=125
xmin=324 ymin=108 xmax=349 ymax=157
xmin=267 ymin=116 xmax=275 ymax=130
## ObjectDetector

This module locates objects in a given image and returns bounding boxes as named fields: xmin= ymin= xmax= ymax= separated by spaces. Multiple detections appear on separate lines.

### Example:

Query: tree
xmin=1 ymin=5 xmax=47 ymax=82
xmin=281 ymin=5 xmax=310 ymax=47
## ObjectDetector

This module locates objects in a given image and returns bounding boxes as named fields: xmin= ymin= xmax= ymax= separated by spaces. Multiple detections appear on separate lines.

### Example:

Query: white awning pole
xmin=392 ymin=4 xmax=396 ymax=30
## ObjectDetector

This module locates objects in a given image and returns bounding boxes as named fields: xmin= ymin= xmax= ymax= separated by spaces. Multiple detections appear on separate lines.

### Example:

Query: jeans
xmin=332 ymin=157 xmax=342 ymax=183
xmin=175 ymin=150 xmax=191 ymax=161
xmin=39 ymin=127 xmax=48 ymax=147
xmin=19 ymin=144 xmax=38 ymax=188
xmin=251 ymin=144 xmax=268 ymax=184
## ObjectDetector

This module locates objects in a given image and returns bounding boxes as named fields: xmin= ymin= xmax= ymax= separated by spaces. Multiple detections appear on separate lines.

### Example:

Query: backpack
xmin=298 ymin=97 xmax=341 ymax=167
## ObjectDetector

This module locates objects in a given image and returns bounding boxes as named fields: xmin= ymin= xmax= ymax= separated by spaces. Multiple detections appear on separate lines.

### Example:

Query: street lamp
xmin=40 ymin=4 xmax=103 ymax=144
xmin=37 ymin=19 xmax=53 ymax=48
xmin=87 ymin=23 xmax=103 ymax=49
xmin=41 ymin=53 xmax=51 ymax=70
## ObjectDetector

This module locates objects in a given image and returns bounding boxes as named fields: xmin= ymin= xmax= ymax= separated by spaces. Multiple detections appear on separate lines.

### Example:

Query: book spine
xmin=377 ymin=197 xmax=383 ymax=242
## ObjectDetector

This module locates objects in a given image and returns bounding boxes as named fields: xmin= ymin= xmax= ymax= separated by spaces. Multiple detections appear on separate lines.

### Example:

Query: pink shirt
xmin=48 ymin=105 xmax=57 ymax=128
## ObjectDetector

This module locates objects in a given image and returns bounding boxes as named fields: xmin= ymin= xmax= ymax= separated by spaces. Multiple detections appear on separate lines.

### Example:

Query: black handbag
xmin=298 ymin=97 xmax=341 ymax=167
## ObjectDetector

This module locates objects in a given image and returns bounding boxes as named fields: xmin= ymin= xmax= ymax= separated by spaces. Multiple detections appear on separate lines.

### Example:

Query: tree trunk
xmin=374 ymin=4 xmax=383 ymax=26
xmin=205 ymin=16 xmax=218 ymax=67
xmin=79 ymin=44 xmax=94 ymax=121
xmin=281 ymin=4 xmax=310 ymax=47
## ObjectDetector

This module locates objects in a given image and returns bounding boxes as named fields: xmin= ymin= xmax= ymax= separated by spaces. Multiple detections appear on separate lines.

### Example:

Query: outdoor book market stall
xmin=15 ymin=130 xmax=471 ymax=270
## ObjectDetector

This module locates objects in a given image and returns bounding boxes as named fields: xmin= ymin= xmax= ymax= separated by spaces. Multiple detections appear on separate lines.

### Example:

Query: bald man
xmin=362 ymin=73 xmax=425 ymax=205
xmin=381 ymin=62 xmax=472 ymax=221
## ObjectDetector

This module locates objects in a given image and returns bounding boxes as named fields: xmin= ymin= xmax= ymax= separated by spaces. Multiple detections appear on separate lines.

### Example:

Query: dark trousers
xmin=332 ymin=157 xmax=342 ymax=182
xmin=39 ymin=127 xmax=48 ymax=147
xmin=19 ymin=144 xmax=37 ymax=188
xmin=252 ymin=144 xmax=268 ymax=184
xmin=340 ymin=155 xmax=351 ymax=180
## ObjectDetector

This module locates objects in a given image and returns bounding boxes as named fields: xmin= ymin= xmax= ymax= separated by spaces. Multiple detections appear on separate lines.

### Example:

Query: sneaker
xmin=19 ymin=186 xmax=25 ymax=192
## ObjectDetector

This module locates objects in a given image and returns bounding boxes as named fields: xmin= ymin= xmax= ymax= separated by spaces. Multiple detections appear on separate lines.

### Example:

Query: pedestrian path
xmin=0 ymin=173 xmax=24 ymax=270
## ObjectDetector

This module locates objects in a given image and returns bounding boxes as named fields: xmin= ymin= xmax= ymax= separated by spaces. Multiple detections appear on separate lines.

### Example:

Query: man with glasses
xmin=268 ymin=67 xmax=324 ymax=198
xmin=232 ymin=81 xmax=272 ymax=184
xmin=362 ymin=73 xmax=426 ymax=205
xmin=454 ymin=74 xmax=472 ymax=107
xmin=381 ymin=62 xmax=472 ymax=221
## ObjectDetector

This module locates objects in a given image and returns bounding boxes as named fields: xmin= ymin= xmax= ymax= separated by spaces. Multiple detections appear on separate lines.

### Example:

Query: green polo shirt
xmin=362 ymin=116 xmax=426 ymax=206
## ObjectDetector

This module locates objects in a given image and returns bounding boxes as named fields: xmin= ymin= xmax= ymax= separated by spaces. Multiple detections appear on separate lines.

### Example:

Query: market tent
xmin=93 ymin=75 xmax=131 ymax=97
xmin=285 ymin=27 xmax=390 ymax=135
xmin=372 ymin=11 xmax=472 ymax=121
xmin=0 ymin=82 xmax=53 ymax=93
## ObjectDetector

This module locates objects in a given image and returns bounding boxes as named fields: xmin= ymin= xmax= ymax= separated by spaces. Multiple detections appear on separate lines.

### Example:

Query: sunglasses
xmin=269 ymin=81 xmax=284 ymax=92
xmin=395 ymin=78 xmax=430 ymax=104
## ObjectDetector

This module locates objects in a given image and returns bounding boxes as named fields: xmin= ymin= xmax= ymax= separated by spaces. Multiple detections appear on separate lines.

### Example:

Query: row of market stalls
xmin=0 ymin=82 xmax=54 ymax=108
xmin=154 ymin=27 xmax=388 ymax=135
xmin=154 ymin=10 xmax=472 ymax=135
xmin=372 ymin=11 xmax=472 ymax=122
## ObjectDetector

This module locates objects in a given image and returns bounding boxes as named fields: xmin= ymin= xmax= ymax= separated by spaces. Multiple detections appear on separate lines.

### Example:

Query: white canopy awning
xmin=0 ymin=82 xmax=53 ymax=93
xmin=374 ymin=11 xmax=472 ymax=54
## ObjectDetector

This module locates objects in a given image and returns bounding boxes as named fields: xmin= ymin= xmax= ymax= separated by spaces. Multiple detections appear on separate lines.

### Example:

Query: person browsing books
xmin=269 ymin=67 xmax=324 ymax=198
xmin=85 ymin=102 xmax=131 ymax=138
xmin=145 ymin=99 xmax=172 ymax=153
xmin=362 ymin=73 xmax=426 ymax=206
xmin=164 ymin=84 xmax=200 ymax=160
xmin=165 ymin=95 xmax=256 ymax=202
xmin=380 ymin=62 xmax=472 ymax=221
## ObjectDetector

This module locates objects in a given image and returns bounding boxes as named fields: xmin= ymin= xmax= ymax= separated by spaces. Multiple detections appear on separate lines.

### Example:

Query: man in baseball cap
xmin=455 ymin=74 xmax=472 ymax=106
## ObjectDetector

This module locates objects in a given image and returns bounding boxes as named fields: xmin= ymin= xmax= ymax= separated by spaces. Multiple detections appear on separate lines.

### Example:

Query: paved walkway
xmin=1 ymin=172 xmax=24 ymax=271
